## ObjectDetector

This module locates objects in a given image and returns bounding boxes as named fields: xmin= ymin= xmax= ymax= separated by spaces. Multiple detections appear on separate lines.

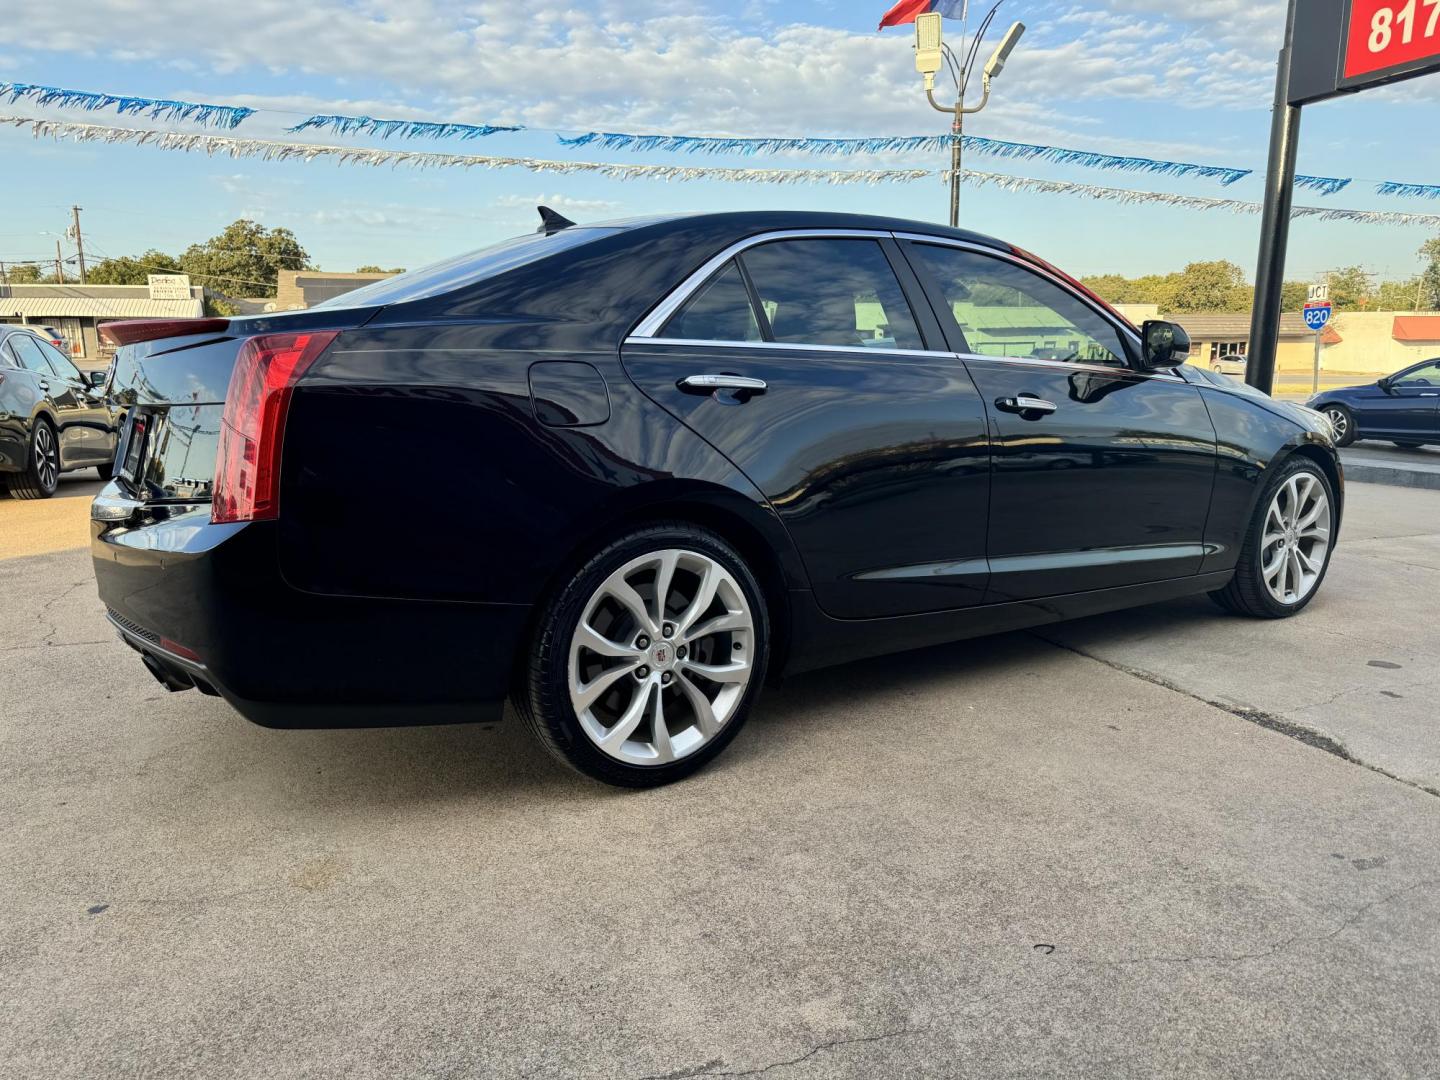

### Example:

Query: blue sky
xmin=3 ymin=0 xmax=1440 ymax=288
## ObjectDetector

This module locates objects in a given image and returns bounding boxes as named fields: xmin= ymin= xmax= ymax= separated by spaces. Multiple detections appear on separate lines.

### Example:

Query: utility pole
xmin=69 ymin=205 xmax=86 ymax=284
xmin=55 ymin=240 xmax=64 ymax=284
xmin=913 ymin=9 xmax=1024 ymax=228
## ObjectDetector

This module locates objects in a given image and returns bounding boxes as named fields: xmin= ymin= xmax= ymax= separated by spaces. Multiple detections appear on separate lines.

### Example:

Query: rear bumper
xmin=92 ymin=488 xmax=528 ymax=728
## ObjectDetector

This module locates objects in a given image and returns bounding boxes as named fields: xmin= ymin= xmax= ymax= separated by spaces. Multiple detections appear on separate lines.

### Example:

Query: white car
xmin=1211 ymin=353 xmax=1248 ymax=377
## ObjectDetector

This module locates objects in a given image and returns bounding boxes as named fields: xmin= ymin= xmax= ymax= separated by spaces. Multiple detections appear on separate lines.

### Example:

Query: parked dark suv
xmin=91 ymin=210 xmax=1342 ymax=786
xmin=1 ymin=326 xmax=117 ymax=498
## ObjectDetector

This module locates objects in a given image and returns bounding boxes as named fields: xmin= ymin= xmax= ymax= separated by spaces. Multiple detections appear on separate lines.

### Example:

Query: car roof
xmin=587 ymin=209 xmax=1005 ymax=248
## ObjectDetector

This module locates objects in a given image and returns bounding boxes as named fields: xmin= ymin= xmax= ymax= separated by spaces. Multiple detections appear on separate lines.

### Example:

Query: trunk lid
xmin=105 ymin=308 xmax=376 ymax=503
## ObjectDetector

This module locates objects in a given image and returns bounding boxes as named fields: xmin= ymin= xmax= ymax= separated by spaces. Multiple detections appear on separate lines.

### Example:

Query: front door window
xmin=906 ymin=244 xmax=1129 ymax=366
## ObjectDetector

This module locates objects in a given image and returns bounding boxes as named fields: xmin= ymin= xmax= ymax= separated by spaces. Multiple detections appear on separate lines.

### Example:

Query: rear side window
xmin=8 ymin=334 xmax=58 ymax=375
xmin=310 ymin=226 xmax=625 ymax=311
xmin=741 ymin=239 xmax=923 ymax=351
xmin=661 ymin=260 xmax=762 ymax=342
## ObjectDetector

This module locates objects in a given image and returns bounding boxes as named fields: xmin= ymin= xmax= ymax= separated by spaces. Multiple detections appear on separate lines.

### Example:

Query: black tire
xmin=6 ymin=419 xmax=60 ymax=500
xmin=517 ymin=522 xmax=770 ymax=787
xmin=95 ymin=462 xmax=115 ymax=481
xmin=1210 ymin=455 xmax=1336 ymax=619
xmin=1321 ymin=404 xmax=1356 ymax=447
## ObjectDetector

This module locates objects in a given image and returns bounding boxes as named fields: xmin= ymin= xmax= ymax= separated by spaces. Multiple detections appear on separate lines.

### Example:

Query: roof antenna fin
xmin=537 ymin=205 xmax=576 ymax=235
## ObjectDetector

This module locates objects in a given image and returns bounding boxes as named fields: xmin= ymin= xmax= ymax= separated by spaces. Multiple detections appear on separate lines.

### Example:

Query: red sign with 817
xmin=1345 ymin=0 xmax=1440 ymax=79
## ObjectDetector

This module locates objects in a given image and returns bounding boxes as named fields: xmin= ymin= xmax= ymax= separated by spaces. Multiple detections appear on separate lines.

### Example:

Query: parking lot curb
xmin=1340 ymin=458 xmax=1440 ymax=491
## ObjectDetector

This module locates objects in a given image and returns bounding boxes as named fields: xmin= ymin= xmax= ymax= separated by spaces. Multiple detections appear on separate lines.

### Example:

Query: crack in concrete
xmin=631 ymin=876 xmax=1440 ymax=1080
xmin=0 ymin=639 xmax=111 ymax=654
xmin=1030 ymin=632 xmax=1440 ymax=799
xmin=32 ymin=578 xmax=97 ymax=648
xmin=633 ymin=1027 xmax=926 ymax=1079
xmin=1079 ymin=876 xmax=1440 ymax=969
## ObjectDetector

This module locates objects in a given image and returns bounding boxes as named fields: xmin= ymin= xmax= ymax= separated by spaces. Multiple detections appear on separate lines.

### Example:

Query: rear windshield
xmin=310 ymin=227 xmax=625 ymax=311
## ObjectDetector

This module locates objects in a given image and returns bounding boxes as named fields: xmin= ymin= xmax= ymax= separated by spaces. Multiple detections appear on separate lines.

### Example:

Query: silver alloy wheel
xmin=1261 ymin=471 xmax=1331 ymax=605
xmin=1323 ymin=407 xmax=1349 ymax=442
xmin=34 ymin=424 xmax=58 ymax=490
xmin=568 ymin=548 xmax=754 ymax=766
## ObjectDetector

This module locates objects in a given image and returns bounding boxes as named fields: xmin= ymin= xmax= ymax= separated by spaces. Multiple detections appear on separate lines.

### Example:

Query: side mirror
xmin=1377 ymin=376 xmax=1392 ymax=391
xmin=1140 ymin=320 xmax=1191 ymax=370
xmin=88 ymin=370 xmax=107 ymax=388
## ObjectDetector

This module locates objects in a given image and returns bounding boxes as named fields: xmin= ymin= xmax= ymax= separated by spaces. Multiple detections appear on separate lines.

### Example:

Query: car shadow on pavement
xmin=173 ymin=594 xmax=1233 ymax=815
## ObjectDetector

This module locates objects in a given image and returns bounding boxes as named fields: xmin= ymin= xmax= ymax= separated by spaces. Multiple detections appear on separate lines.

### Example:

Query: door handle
xmin=995 ymin=394 xmax=1057 ymax=415
xmin=38 ymin=381 xmax=50 ymax=392
xmin=678 ymin=374 xmax=768 ymax=394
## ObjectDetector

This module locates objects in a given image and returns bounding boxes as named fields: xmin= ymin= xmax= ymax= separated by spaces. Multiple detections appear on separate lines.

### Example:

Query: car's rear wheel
xmin=519 ymin=523 xmax=769 ymax=787
xmin=1211 ymin=456 xmax=1335 ymax=618
xmin=1322 ymin=404 xmax=1355 ymax=447
xmin=5 ymin=420 xmax=60 ymax=500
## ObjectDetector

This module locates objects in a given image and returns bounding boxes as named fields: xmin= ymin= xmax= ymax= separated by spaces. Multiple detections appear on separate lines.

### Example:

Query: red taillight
xmin=99 ymin=318 xmax=230 ymax=347
xmin=159 ymin=636 xmax=201 ymax=662
xmin=211 ymin=331 xmax=337 ymax=524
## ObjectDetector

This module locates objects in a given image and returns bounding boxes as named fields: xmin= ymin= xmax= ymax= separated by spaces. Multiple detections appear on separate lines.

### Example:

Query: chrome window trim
xmin=630 ymin=228 xmax=904 ymax=340
xmin=622 ymin=336 xmax=947 ymax=359
xmin=629 ymin=227 xmax=1184 ymax=382
xmin=953 ymin=352 xmax=1179 ymax=380
xmin=623 ymin=337 xmax=1182 ymax=379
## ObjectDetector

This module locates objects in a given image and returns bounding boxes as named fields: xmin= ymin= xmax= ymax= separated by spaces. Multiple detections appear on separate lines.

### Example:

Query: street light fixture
xmin=919 ymin=9 xmax=1025 ymax=227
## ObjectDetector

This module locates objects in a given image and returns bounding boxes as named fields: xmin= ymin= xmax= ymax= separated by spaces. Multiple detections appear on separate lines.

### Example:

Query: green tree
xmin=1280 ymin=280 xmax=1310 ymax=312
xmin=5 ymin=263 xmax=45 ymax=283
xmin=86 ymin=250 xmax=183 ymax=285
xmin=1420 ymin=236 xmax=1440 ymax=309
xmin=179 ymin=219 xmax=312 ymax=297
xmin=1374 ymin=277 xmax=1426 ymax=311
xmin=204 ymin=294 xmax=241 ymax=317
xmin=1323 ymin=265 xmax=1373 ymax=310
xmin=355 ymin=264 xmax=405 ymax=274
xmin=1164 ymin=260 xmax=1250 ymax=313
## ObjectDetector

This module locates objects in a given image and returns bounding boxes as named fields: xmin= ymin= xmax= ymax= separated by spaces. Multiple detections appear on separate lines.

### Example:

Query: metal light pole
xmin=914 ymin=11 xmax=1024 ymax=228
xmin=1246 ymin=0 xmax=1300 ymax=396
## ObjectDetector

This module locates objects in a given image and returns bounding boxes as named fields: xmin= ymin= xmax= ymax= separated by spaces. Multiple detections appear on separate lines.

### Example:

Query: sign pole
xmin=1312 ymin=329 xmax=1323 ymax=395
xmin=1247 ymin=0 xmax=1300 ymax=397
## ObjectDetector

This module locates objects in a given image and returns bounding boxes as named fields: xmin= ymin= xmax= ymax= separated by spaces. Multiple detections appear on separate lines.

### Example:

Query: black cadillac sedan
xmin=91 ymin=210 xmax=1341 ymax=786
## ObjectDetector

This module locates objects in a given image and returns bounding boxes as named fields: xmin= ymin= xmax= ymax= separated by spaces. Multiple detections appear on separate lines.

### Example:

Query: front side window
xmin=908 ymin=244 xmax=1128 ymax=366
xmin=740 ymin=239 xmax=924 ymax=351
xmin=660 ymin=259 xmax=762 ymax=342
xmin=1395 ymin=360 xmax=1440 ymax=387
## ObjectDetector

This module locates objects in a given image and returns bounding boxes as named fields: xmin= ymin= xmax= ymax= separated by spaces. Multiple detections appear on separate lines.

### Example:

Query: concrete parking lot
xmin=3 ymin=478 xmax=1439 ymax=1078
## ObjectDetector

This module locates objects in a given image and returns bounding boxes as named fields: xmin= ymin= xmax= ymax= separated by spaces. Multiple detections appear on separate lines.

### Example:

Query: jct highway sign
xmin=1303 ymin=301 xmax=1333 ymax=331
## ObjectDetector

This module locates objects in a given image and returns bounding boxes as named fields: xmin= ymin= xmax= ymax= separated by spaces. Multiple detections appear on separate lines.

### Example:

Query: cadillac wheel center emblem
xmin=652 ymin=644 xmax=671 ymax=667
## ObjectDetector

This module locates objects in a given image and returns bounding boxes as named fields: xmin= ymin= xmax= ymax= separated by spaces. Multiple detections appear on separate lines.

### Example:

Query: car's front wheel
xmin=519 ymin=523 xmax=770 ymax=787
xmin=1322 ymin=404 xmax=1355 ymax=447
xmin=1211 ymin=456 xmax=1336 ymax=618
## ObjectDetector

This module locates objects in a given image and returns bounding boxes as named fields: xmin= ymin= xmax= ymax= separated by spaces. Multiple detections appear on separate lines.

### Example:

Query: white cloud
xmin=0 ymin=0 xmax=1301 ymax=160
xmin=492 ymin=193 xmax=620 ymax=214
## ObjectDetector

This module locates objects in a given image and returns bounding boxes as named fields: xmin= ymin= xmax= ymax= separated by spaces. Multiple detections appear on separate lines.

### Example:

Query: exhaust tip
xmin=140 ymin=651 xmax=195 ymax=693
